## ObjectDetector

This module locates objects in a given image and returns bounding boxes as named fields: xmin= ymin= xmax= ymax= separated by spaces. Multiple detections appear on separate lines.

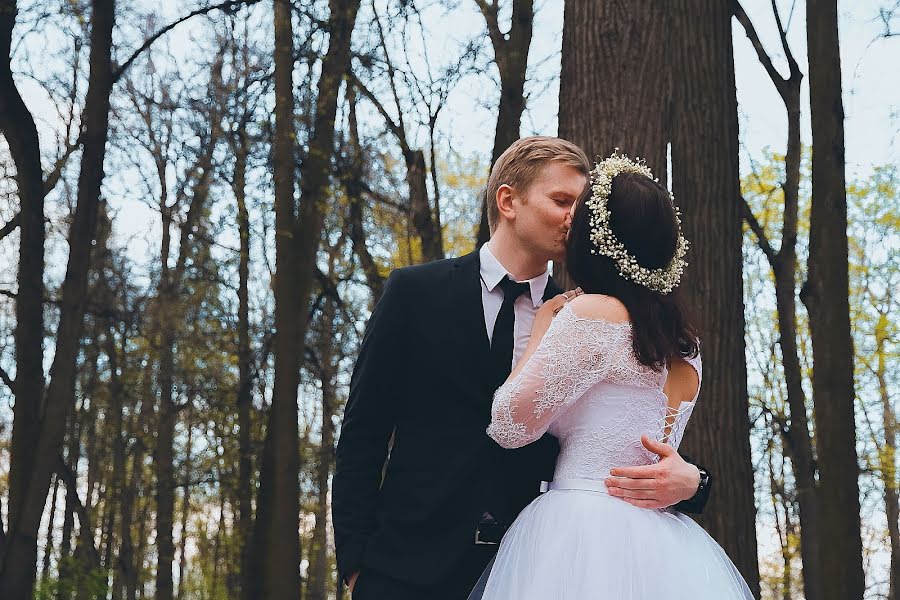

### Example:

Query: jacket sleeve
xmin=332 ymin=270 xmax=410 ymax=581
xmin=673 ymin=456 xmax=712 ymax=514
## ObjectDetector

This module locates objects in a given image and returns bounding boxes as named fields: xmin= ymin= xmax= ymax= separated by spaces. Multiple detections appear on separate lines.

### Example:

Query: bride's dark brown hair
xmin=565 ymin=171 xmax=700 ymax=370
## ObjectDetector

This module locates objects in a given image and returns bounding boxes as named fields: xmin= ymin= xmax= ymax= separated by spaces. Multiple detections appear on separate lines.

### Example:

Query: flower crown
xmin=585 ymin=150 xmax=689 ymax=295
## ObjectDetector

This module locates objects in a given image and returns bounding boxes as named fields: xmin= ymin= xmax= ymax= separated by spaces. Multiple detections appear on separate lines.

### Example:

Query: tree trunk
xmin=802 ymin=2 xmax=865 ymax=598
xmin=0 ymin=1 xmax=46 ymax=558
xmin=307 ymin=291 xmax=338 ymax=600
xmin=175 ymin=419 xmax=193 ymax=600
xmin=406 ymin=149 xmax=443 ymax=263
xmin=251 ymin=0 xmax=360 ymax=596
xmin=344 ymin=85 xmax=384 ymax=303
xmin=0 ymin=2 xmax=116 ymax=595
xmin=41 ymin=475 xmax=61 ymax=583
xmin=231 ymin=114 xmax=255 ymax=600
xmin=669 ymin=2 xmax=759 ymax=595
xmin=249 ymin=3 xmax=303 ymax=598
xmin=475 ymin=0 xmax=534 ymax=246
xmin=154 ymin=62 xmax=220 ymax=600
xmin=58 ymin=407 xmax=83 ymax=600
xmin=731 ymin=4 xmax=818 ymax=596
xmin=559 ymin=0 xmax=669 ymax=178
xmin=121 ymin=360 xmax=156 ymax=600
xmin=878 ymin=343 xmax=900 ymax=600
xmin=557 ymin=0 xmax=670 ymax=289
xmin=102 ymin=324 xmax=127 ymax=581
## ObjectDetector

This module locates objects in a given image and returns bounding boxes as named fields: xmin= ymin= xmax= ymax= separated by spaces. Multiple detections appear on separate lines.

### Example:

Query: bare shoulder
xmin=566 ymin=294 xmax=630 ymax=323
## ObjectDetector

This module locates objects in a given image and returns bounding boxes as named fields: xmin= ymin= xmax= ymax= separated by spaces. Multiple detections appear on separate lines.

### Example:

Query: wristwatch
xmin=695 ymin=466 xmax=710 ymax=498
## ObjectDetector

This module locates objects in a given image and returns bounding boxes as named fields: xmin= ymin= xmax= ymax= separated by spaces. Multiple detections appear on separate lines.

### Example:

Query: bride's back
xmin=547 ymin=296 xmax=701 ymax=482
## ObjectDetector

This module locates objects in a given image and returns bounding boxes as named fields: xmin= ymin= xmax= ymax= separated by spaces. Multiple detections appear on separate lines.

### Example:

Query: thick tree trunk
xmin=475 ymin=0 xmax=533 ymax=246
xmin=0 ymin=1 xmax=46 ymax=555
xmin=669 ymin=2 xmax=759 ymax=595
xmin=0 ymin=2 xmax=115 ymax=596
xmin=556 ymin=0 xmax=670 ymax=289
xmin=251 ymin=0 xmax=360 ymax=596
xmin=802 ymin=2 xmax=865 ymax=598
xmin=559 ymin=0 xmax=669 ymax=178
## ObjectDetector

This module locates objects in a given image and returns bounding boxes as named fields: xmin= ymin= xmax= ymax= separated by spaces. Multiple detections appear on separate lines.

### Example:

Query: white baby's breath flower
xmin=585 ymin=150 xmax=689 ymax=295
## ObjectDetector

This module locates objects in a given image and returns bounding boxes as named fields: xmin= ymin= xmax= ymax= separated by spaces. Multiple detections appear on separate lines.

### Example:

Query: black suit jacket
xmin=332 ymin=251 xmax=709 ymax=587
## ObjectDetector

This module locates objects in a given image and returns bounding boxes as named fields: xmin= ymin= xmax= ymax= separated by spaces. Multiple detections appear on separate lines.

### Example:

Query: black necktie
xmin=490 ymin=276 xmax=531 ymax=387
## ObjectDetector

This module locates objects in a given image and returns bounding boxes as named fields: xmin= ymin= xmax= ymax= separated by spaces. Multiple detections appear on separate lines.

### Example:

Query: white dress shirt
xmin=479 ymin=243 xmax=551 ymax=369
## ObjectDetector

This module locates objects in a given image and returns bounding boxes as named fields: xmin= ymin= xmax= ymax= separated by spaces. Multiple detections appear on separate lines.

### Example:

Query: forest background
xmin=0 ymin=0 xmax=897 ymax=599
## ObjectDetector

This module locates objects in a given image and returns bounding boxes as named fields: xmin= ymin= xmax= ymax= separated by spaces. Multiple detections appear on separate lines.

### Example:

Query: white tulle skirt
xmin=468 ymin=484 xmax=754 ymax=600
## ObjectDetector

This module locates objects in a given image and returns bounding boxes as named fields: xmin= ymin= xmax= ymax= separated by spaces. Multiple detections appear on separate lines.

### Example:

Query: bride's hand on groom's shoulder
xmin=533 ymin=288 xmax=583 ymax=337
xmin=604 ymin=436 xmax=701 ymax=510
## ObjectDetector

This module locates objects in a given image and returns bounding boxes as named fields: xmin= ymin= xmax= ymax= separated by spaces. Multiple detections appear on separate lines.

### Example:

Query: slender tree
xmin=0 ymin=1 xmax=46 ymax=565
xmin=474 ymin=0 xmax=534 ymax=245
xmin=251 ymin=0 xmax=360 ymax=595
xmin=0 ymin=2 xmax=116 ymax=595
xmin=803 ymin=1 xmax=865 ymax=597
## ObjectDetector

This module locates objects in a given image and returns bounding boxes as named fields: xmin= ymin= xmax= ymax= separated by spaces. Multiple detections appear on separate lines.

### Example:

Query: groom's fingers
xmin=605 ymin=477 xmax=656 ymax=490
xmin=618 ymin=497 xmax=664 ymax=510
xmin=608 ymin=465 xmax=659 ymax=479
xmin=607 ymin=487 xmax=657 ymax=500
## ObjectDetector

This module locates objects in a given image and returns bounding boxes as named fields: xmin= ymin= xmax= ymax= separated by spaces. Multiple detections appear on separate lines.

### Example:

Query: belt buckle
xmin=474 ymin=513 xmax=504 ymax=545
xmin=474 ymin=528 xmax=499 ymax=545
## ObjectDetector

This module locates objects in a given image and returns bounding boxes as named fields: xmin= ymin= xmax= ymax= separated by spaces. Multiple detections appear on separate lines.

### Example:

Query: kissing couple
xmin=333 ymin=136 xmax=753 ymax=599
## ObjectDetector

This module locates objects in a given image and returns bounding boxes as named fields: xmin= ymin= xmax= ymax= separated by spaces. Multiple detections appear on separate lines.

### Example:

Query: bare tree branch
xmin=112 ymin=0 xmax=261 ymax=84
xmin=732 ymin=0 xmax=789 ymax=95
xmin=741 ymin=196 xmax=778 ymax=267
xmin=0 ymin=365 xmax=14 ymax=393
xmin=0 ymin=214 xmax=19 ymax=242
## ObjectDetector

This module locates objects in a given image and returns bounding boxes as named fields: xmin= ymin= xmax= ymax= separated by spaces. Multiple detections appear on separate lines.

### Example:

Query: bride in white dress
xmin=468 ymin=153 xmax=754 ymax=599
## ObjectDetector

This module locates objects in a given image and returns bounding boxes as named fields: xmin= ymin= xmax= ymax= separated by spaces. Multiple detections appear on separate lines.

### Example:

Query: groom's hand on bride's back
xmin=603 ymin=436 xmax=701 ymax=510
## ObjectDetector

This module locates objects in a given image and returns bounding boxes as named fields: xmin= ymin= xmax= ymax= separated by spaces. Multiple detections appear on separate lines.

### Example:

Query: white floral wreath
xmin=585 ymin=150 xmax=689 ymax=295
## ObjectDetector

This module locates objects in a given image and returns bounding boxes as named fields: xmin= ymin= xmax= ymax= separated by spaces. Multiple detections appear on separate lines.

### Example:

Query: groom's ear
xmin=496 ymin=183 xmax=517 ymax=223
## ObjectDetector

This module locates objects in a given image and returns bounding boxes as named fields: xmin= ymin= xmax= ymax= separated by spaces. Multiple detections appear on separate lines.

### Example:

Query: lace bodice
xmin=487 ymin=304 xmax=701 ymax=481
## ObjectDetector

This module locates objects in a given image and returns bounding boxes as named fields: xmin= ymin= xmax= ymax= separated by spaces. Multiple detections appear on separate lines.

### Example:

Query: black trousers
xmin=352 ymin=545 xmax=496 ymax=600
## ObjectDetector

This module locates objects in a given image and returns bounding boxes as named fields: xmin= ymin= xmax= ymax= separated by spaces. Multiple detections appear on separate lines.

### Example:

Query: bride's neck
xmin=487 ymin=234 xmax=548 ymax=281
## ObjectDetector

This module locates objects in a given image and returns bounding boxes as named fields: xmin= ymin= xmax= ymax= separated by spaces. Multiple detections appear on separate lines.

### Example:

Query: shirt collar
xmin=479 ymin=243 xmax=550 ymax=308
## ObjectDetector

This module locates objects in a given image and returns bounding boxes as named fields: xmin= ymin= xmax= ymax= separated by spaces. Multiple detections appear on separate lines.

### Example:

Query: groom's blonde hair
xmin=486 ymin=136 xmax=591 ymax=233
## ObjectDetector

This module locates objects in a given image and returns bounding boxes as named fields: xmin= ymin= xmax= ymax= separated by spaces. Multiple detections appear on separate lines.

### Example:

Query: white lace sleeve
xmin=486 ymin=308 xmax=628 ymax=449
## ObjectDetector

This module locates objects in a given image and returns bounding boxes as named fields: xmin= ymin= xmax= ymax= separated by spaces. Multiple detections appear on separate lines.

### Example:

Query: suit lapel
xmin=450 ymin=251 xmax=495 ymax=397
xmin=544 ymin=275 xmax=562 ymax=301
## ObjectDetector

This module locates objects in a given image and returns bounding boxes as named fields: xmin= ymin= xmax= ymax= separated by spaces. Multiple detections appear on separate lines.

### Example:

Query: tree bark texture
xmin=0 ymin=2 xmax=115 ymax=596
xmin=669 ymin=2 xmax=759 ymax=595
xmin=475 ymin=0 xmax=534 ymax=246
xmin=556 ymin=0 xmax=671 ymax=290
xmin=0 ymin=0 xmax=46 ymax=565
xmin=252 ymin=0 xmax=359 ymax=595
xmin=803 ymin=2 xmax=865 ymax=598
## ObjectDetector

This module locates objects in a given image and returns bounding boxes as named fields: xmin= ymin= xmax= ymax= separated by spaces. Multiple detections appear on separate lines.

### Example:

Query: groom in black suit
xmin=332 ymin=137 xmax=711 ymax=600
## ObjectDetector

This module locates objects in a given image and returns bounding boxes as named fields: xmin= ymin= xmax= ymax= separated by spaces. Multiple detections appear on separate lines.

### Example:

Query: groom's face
xmin=515 ymin=162 xmax=587 ymax=261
